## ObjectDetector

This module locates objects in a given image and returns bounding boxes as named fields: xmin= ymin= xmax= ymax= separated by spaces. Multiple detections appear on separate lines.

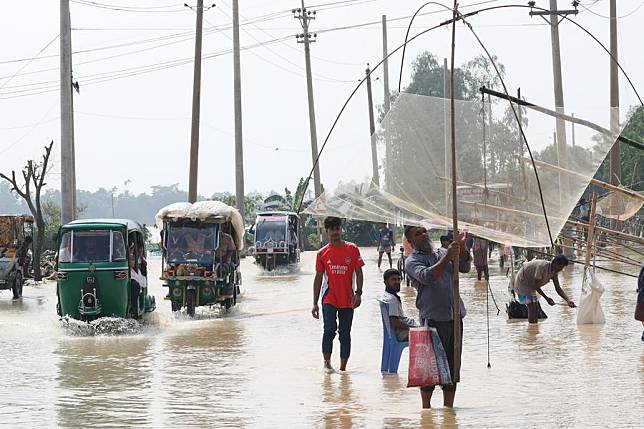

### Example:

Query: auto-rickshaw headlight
xmin=172 ymin=287 xmax=182 ymax=297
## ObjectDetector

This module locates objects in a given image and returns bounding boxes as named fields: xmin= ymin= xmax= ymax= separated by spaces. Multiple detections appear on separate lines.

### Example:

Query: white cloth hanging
xmin=576 ymin=267 xmax=606 ymax=325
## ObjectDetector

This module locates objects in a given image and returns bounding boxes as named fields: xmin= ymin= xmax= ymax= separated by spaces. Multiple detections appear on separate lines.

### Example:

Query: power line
xmin=0 ymin=11 xmax=290 ymax=65
xmin=0 ymin=101 xmax=58 ymax=155
xmin=0 ymin=36 xmax=294 ymax=100
xmin=71 ymin=0 xmax=187 ymax=13
xmin=579 ymin=0 xmax=644 ymax=19
xmin=0 ymin=35 xmax=59 ymax=90
xmin=215 ymin=1 xmax=354 ymax=82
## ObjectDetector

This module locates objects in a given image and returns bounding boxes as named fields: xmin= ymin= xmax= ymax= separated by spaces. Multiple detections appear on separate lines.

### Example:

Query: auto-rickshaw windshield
xmin=166 ymin=223 xmax=219 ymax=264
xmin=58 ymin=229 xmax=127 ymax=263
xmin=256 ymin=217 xmax=287 ymax=244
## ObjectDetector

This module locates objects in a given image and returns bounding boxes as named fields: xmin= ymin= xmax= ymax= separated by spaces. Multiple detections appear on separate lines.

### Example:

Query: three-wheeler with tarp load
xmin=0 ymin=214 xmax=34 ymax=299
xmin=156 ymin=201 xmax=244 ymax=317
xmin=55 ymin=219 xmax=156 ymax=321
xmin=251 ymin=211 xmax=300 ymax=271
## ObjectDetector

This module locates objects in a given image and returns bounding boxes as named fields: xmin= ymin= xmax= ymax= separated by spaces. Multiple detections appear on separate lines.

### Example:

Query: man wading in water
xmin=312 ymin=217 xmax=365 ymax=373
xmin=513 ymin=255 xmax=576 ymax=323
xmin=405 ymin=226 xmax=471 ymax=408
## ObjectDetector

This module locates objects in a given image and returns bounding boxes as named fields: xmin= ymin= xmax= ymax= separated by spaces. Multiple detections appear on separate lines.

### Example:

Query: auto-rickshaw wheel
xmin=12 ymin=272 xmax=23 ymax=299
xmin=224 ymin=298 xmax=233 ymax=310
xmin=186 ymin=289 xmax=196 ymax=317
xmin=171 ymin=301 xmax=182 ymax=312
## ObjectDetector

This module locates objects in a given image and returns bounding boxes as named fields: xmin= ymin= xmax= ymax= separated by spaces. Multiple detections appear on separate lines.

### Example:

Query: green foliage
xmin=383 ymin=51 xmax=512 ymax=211
xmin=405 ymin=52 xmax=505 ymax=101
xmin=593 ymin=106 xmax=644 ymax=190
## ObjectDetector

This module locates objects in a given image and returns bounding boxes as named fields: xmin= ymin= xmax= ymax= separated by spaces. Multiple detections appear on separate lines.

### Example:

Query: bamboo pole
xmin=566 ymin=219 xmax=644 ymax=246
xmin=449 ymin=0 xmax=461 ymax=384
xmin=516 ymin=156 xmax=644 ymax=202
xmin=584 ymin=193 xmax=597 ymax=270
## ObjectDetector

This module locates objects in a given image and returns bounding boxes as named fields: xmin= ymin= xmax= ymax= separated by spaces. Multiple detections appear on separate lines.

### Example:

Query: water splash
xmin=61 ymin=316 xmax=146 ymax=337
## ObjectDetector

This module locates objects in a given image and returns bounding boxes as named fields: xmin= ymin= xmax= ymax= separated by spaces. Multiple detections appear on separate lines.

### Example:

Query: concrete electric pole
xmin=232 ymin=0 xmax=245 ymax=219
xmin=381 ymin=15 xmax=390 ymax=113
xmin=60 ymin=0 xmax=76 ymax=224
xmin=293 ymin=1 xmax=322 ymax=198
xmin=187 ymin=0 xmax=205 ymax=203
xmin=381 ymin=15 xmax=391 ymax=190
xmin=529 ymin=0 xmax=579 ymax=205
xmin=609 ymin=0 xmax=620 ymax=186
xmin=365 ymin=65 xmax=379 ymax=187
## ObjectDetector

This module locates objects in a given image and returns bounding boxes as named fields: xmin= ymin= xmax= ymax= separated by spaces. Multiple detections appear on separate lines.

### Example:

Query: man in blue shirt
xmin=405 ymin=225 xmax=471 ymax=409
xmin=377 ymin=223 xmax=395 ymax=269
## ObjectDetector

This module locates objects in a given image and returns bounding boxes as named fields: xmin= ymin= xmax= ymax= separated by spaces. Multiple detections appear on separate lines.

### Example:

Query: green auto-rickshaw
xmin=156 ymin=201 xmax=244 ymax=317
xmin=55 ymin=219 xmax=156 ymax=321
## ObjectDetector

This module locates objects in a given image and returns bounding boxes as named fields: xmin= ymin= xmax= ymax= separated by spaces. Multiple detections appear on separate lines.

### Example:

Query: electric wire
xmin=71 ymin=0 xmax=187 ymax=13
xmin=212 ymin=3 xmax=353 ymax=83
xmin=0 ymin=35 xmax=59 ymax=90
xmin=579 ymin=0 xmax=644 ymax=19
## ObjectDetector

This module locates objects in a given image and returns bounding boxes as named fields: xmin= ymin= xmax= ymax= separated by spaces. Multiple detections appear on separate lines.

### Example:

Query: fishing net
xmin=596 ymin=191 xmax=643 ymax=221
xmin=306 ymin=92 xmax=631 ymax=247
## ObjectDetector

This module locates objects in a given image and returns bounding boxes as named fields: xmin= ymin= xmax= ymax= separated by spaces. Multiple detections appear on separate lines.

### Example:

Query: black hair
xmin=383 ymin=268 xmax=401 ymax=281
xmin=404 ymin=225 xmax=416 ymax=240
xmin=440 ymin=232 xmax=453 ymax=242
xmin=323 ymin=216 xmax=342 ymax=230
xmin=552 ymin=254 xmax=569 ymax=267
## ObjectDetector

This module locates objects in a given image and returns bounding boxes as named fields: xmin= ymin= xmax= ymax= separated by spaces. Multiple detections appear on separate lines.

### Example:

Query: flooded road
xmin=0 ymin=248 xmax=642 ymax=428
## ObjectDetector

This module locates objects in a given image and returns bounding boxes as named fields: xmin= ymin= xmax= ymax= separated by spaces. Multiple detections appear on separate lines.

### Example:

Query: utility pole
xmin=609 ymin=0 xmax=620 ymax=229
xmin=609 ymin=0 xmax=620 ymax=185
xmin=232 ymin=0 xmax=245 ymax=219
xmin=381 ymin=15 xmax=390 ymax=113
xmin=529 ymin=1 xmax=578 ymax=207
xmin=294 ymin=1 xmax=322 ymax=198
xmin=382 ymin=15 xmax=391 ymax=190
xmin=60 ymin=0 xmax=76 ymax=224
xmin=187 ymin=0 xmax=205 ymax=203
xmin=365 ymin=65 xmax=379 ymax=187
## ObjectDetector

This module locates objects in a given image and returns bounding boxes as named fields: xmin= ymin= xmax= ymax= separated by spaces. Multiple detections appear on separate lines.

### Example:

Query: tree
xmin=0 ymin=141 xmax=54 ymax=280
xmin=594 ymin=106 xmax=644 ymax=190
xmin=383 ymin=51 xmax=513 ymax=209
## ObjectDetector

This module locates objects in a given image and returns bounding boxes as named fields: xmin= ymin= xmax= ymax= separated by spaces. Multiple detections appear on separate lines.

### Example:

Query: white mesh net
xmin=306 ymin=92 xmax=630 ymax=247
xmin=596 ymin=190 xmax=643 ymax=221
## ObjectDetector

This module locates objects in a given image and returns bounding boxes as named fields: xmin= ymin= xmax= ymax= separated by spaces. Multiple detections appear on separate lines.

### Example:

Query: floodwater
xmin=0 ymin=248 xmax=642 ymax=428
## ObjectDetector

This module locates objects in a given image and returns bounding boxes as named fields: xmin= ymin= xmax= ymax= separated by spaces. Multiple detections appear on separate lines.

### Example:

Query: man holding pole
xmin=405 ymin=226 xmax=471 ymax=408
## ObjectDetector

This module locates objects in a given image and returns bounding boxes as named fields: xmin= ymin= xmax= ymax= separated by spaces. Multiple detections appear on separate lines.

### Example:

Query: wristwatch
xmin=355 ymin=289 xmax=363 ymax=296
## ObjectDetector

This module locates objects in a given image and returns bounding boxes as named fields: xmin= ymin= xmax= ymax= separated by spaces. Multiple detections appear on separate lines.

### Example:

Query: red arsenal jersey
xmin=316 ymin=242 xmax=365 ymax=308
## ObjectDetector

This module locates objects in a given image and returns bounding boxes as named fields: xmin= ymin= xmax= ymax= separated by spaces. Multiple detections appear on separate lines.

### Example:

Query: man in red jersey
xmin=312 ymin=216 xmax=365 ymax=373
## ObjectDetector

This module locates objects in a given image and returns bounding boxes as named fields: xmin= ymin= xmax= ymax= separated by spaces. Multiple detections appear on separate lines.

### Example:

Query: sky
xmin=0 ymin=0 xmax=642 ymax=199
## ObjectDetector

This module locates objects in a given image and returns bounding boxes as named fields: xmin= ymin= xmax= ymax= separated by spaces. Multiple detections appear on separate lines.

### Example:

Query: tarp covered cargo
xmin=155 ymin=201 xmax=245 ymax=250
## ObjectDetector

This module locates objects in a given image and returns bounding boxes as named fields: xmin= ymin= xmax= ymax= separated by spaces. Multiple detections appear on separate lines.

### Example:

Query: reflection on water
xmin=55 ymin=337 xmax=153 ymax=428
xmin=0 ymin=249 xmax=641 ymax=428
xmin=319 ymin=374 xmax=358 ymax=428
xmin=158 ymin=321 xmax=249 ymax=428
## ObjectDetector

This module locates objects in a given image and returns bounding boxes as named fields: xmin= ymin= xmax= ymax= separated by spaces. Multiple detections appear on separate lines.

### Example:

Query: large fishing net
xmin=596 ymin=191 xmax=643 ymax=221
xmin=306 ymin=92 xmax=631 ymax=247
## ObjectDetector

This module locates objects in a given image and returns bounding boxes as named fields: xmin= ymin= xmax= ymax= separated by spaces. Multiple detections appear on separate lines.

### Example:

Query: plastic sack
xmin=407 ymin=327 xmax=452 ymax=388
xmin=576 ymin=268 xmax=606 ymax=325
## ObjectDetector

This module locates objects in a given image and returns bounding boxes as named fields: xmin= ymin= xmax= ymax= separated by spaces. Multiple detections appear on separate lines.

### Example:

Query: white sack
xmin=576 ymin=267 xmax=606 ymax=325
